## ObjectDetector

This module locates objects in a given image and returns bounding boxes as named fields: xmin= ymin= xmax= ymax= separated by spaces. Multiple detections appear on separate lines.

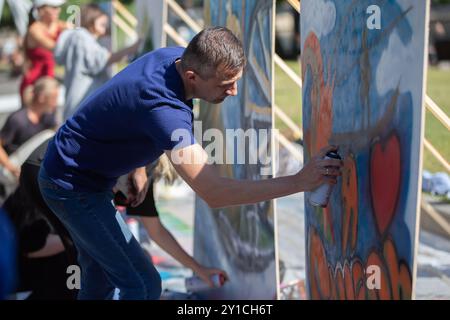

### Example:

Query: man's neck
xmin=175 ymin=60 xmax=194 ymax=101
xmin=27 ymin=105 xmax=45 ymax=124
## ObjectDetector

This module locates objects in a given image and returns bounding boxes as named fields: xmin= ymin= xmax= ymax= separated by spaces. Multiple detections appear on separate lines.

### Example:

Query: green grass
xmin=424 ymin=67 xmax=450 ymax=173
xmin=274 ymin=62 xmax=450 ymax=173
xmin=274 ymin=60 xmax=302 ymax=138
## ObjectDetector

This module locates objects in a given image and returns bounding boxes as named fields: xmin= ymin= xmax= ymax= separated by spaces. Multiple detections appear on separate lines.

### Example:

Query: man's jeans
xmin=38 ymin=167 xmax=161 ymax=300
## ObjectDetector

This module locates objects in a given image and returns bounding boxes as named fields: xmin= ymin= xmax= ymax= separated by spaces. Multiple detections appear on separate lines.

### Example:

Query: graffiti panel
xmin=302 ymin=0 xmax=428 ymax=300
xmin=194 ymin=0 xmax=277 ymax=299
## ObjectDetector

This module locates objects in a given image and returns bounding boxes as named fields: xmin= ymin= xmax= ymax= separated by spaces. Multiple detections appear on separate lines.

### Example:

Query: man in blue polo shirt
xmin=38 ymin=27 xmax=343 ymax=300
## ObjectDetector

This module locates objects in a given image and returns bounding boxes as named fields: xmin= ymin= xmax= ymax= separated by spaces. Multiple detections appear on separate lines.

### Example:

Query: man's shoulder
xmin=140 ymin=46 xmax=185 ymax=64
xmin=6 ymin=109 xmax=27 ymax=124
xmin=122 ymin=46 xmax=186 ymax=93
xmin=157 ymin=46 xmax=186 ymax=56
xmin=1 ymin=109 xmax=26 ymax=132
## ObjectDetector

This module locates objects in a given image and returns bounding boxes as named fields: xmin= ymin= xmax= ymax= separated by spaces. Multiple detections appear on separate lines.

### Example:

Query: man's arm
xmin=0 ymin=140 xmax=20 ymax=178
xmin=166 ymin=144 xmax=342 ymax=209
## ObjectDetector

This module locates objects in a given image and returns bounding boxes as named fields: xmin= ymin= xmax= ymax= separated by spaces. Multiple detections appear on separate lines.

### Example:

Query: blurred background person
xmin=2 ymin=139 xmax=224 ymax=299
xmin=0 ymin=0 xmax=32 ymax=77
xmin=3 ymin=136 xmax=77 ymax=300
xmin=0 ymin=0 xmax=32 ymax=38
xmin=20 ymin=0 xmax=67 ymax=100
xmin=0 ymin=76 xmax=58 ymax=182
xmin=54 ymin=3 xmax=140 ymax=121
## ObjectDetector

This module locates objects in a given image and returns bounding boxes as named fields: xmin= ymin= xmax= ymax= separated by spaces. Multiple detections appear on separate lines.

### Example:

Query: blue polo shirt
xmin=43 ymin=46 xmax=195 ymax=192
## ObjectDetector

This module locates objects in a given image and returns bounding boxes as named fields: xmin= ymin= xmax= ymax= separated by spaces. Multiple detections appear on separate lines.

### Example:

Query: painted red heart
xmin=370 ymin=133 xmax=401 ymax=235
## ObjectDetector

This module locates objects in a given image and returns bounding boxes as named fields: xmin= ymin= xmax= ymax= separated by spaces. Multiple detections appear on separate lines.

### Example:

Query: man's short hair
xmin=22 ymin=76 xmax=59 ymax=106
xmin=181 ymin=27 xmax=246 ymax=79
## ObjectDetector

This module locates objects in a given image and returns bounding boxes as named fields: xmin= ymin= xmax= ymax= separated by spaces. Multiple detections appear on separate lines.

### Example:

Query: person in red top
xmin=20 ymin=0 xmax=68 ymax=100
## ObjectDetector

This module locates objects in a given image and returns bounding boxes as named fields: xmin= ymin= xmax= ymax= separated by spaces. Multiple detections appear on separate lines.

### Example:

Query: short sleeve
xmin=81 ymin=36 xmax=110 ymax=76
xmin=141 ymin=106 xmax=195 ymax=151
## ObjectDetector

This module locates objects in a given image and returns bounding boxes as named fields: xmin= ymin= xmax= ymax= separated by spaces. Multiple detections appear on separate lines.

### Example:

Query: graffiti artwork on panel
xmin=194 ymin=0 xmax=277 ymax=299
xmin=301 ymin=0 xmax=428 ymax=299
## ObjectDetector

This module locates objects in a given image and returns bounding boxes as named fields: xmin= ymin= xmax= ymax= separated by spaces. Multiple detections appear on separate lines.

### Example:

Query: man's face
xmin=37 ymin=88 xmax=59 ymax=113
xmin=193 ymin=68 xmax=243 ymax=104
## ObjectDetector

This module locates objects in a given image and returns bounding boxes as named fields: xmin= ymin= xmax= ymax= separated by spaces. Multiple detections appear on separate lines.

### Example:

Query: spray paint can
xmin=185 ymin=274 xmax=225 ymax=292
xmin=309 ymin=150 xmax=342 ymax=208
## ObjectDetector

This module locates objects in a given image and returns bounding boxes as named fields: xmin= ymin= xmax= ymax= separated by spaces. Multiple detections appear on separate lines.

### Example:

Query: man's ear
xmin=186 ymin=70 xmax=196 ymax=82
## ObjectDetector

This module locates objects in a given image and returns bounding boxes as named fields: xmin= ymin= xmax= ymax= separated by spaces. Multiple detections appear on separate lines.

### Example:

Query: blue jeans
xmin=38 ymin=167 xmax=161 ymax=300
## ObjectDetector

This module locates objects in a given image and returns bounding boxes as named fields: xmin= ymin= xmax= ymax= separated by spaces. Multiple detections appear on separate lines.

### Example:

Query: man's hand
xmin=295 ymin=145 xmax=343 ymax=191
xmin=127 ymin=167 xmax=149 ymax=207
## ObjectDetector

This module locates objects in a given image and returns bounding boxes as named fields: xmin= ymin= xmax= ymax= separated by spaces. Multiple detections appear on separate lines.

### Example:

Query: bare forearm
xmin=205 ymin=175 xmax=304 ymax=208
xmin=0 ymin=145 xmax=13 ymax=168
xmin=107 ymin=45 xmax=137 ymax=65
xmin=168 ymin=144 xmax=342 ymax=210
xmin=143 ymin=219 xmax=200 ymax=271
